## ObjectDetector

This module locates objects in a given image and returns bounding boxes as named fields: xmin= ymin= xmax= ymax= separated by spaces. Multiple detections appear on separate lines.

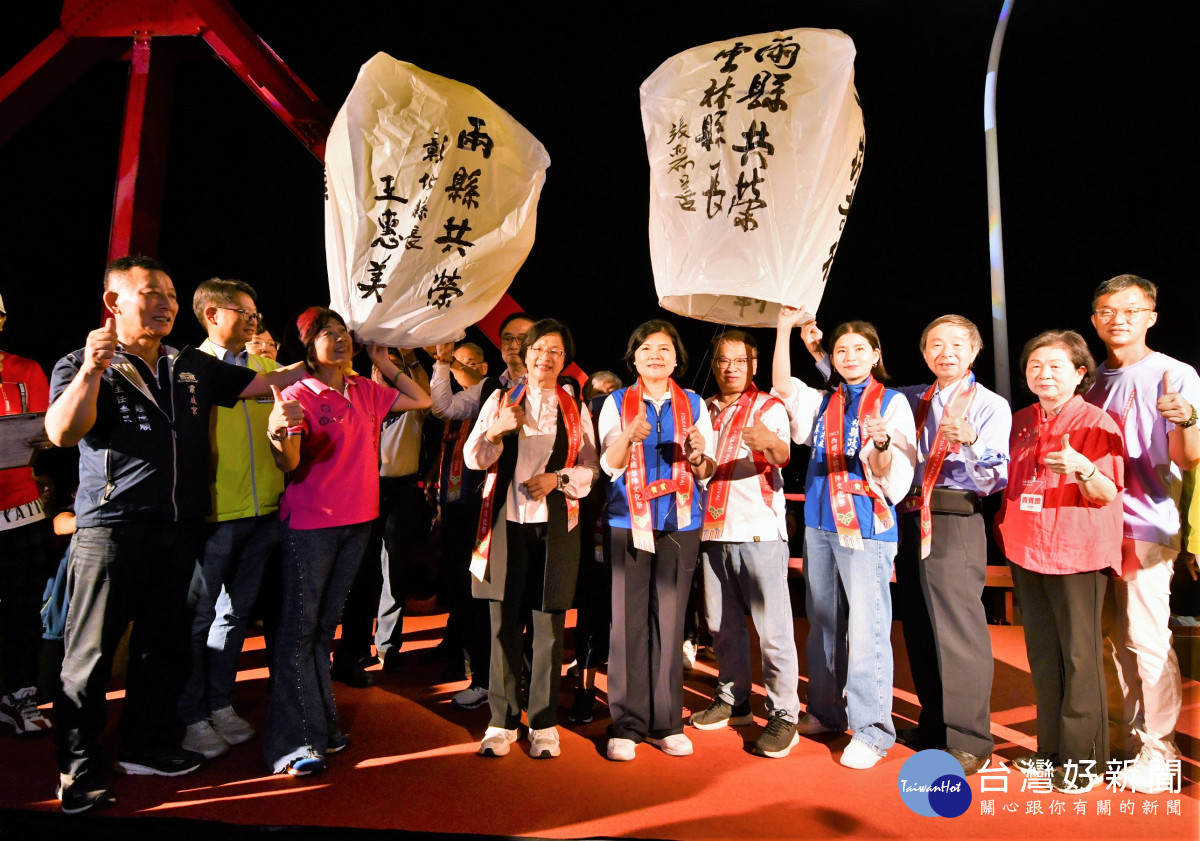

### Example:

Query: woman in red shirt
xmin=995 ymin=330 xmax=1124 ymax=794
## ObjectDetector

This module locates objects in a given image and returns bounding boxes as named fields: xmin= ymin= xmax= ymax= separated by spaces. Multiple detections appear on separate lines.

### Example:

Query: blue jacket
xmin=50 ymin=345 xmax=256 ymax=527
xmin=604 ymin=385 xmax=704 ymax=532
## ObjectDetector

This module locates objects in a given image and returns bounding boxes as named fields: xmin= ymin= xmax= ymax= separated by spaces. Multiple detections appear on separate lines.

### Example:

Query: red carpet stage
xmin=1 ymin=615 xmax=1196 ymax=840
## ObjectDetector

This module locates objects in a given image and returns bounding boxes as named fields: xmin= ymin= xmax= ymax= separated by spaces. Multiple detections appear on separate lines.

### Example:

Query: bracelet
xmin=1181 ymin=403 xmax=1198 ymax=429
xmin=874 ymin=435 xmax=891 ymax=452
xmin=1077 ymin=463 xmax=1099 ymax=482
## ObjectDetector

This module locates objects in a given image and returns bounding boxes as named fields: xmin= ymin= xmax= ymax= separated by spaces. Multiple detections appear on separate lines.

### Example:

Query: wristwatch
xmin=268 ymin=428 xmax=289 ymax=442
xmin=874 ymin=435 xmax=891 ymax=452
xmin=556 ymin=472 xmax=570 ymax=491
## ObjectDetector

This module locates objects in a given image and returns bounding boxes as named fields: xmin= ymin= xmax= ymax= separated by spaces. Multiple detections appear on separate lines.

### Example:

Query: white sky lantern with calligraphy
xmin=641 ymin=29 xmax=863 ymax=327
xmin=325 ymin=53 xmax=550 ymax=346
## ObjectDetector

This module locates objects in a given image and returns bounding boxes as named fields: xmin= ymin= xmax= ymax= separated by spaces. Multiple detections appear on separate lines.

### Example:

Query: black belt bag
xmin=929 ymin=487 xmax=980 ymax=516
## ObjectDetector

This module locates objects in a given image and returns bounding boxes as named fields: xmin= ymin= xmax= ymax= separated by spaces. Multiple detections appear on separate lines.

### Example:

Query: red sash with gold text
xmin=702 ymin=386 xmax=784 ymax=541
xmin=471 ymin=383 xmax=582 ymax=571
xmin=900 ymin=375 xmax=978 ymax=558
xmin=825 ymin=377 xmax=893 ymax=548
xmin=624 ymin=379 xmax=694 ymax=553
xmin=439 ymin=419 xmax=471 ymax=503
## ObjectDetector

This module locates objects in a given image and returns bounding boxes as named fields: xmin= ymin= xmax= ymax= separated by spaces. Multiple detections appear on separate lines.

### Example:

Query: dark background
xmin=1 ymin=0 xmax=1197 ymax=398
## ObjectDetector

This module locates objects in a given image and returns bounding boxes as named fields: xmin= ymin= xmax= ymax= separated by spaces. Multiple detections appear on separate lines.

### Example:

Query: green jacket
xmin=199 ymin=340 xmax=285 ymax=521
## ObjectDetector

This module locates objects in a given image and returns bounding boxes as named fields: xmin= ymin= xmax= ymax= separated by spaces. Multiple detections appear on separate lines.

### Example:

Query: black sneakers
xmin=690 ymin=698 xmax=753 ymax=730
xmin=57 ymin=774 xmax=116 ymax=814
xmin=117 ymin=748 xmax=204 ymax=776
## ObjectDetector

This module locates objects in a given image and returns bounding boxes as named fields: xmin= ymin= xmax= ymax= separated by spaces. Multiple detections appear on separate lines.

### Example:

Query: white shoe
xmin=1117 ymin=748 xmax=1178 ymax=794
xmin=182 ymin=720 xmax=230 ymax=759
xmin=647 ymin=732 xmax=694 ymax=757
xmin=840 ymin=738 xmax=883 ymax=769
xmin=606 ymin=737 xmax=638 ymax=761
xmin=0 ymin=687 xmax=51 ymax=735
xmin=795 ymin=712 xmax=834 ymax=735
xmin=478 ymin=726 xmax=519 ymax=757
xmin=209 ymin=706 xmax=255 ymax=745
xmin=528 ymin=726 xmax=561 ymax=758
xmin=682 ymin=639 xmax=697 ymax=671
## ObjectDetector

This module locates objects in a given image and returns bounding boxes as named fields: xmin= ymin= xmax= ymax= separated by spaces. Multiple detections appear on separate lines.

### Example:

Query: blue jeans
xmin=701 ymin=539 xmax=800 ymax=719
xmin=263 ymin=521 xmax=370 ymax=772
xmin=803 ymin=527 xmax=897 ymax=754
xmin=179 ymin=515 xmax=279 ymax=723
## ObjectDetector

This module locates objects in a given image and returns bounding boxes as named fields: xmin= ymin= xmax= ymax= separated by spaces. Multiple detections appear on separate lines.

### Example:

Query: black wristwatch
xmin=873 ymin=435 xmax=891 ymax=452
xmin=556 ymin=472 xmax=570 ymax=491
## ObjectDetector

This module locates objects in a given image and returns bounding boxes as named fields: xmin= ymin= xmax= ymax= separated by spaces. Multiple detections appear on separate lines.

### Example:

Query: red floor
xmin=1 ymin=615 xmax=1197 ymax=840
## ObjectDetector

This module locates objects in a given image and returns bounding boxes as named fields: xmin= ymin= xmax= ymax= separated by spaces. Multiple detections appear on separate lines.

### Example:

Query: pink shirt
xmin=995 ymin=395 xmax=1125 ymax=575
xmin=279 ymin=375 xmax=397 ymax=530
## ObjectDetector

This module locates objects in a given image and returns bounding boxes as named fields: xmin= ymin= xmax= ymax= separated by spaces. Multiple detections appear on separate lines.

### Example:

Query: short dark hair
xmin=623 ymin=319 xmax=688 ymax=379
xmin=104 ymin=255 xmax=169 ymax=290
xmin=520 ymin=318 xmax=575 ymax=368
xmin=826 ymin=321 xmax=890 ymax=386
xmin=1091 ymin=274 xmax=1158 ymax=311
xmin=296 ymin=306 xmax=348 ymax=372
xmin=584 ymin=370 xmax=623 ymax=402
xmin=192 ymin=277 xmax=259 ymax=324
xmin=499 ymin=311 xmax=535 ymax=336
xmin=1019 ymin=329 xmax=1096 ymax=395
xmin=710 ymin=329 xmax=758 ymax=360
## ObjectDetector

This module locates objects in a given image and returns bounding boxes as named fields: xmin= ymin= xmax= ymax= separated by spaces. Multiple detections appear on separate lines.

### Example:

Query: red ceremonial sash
xmin=702 ymin=386 xmax=784 ymax=541
xmin=471 ymin=383 xmax=583 ymax=573
xmin=623 ymin=378 xmax=694 ymax=553
xmin=439 ymin=419 xmax=471 ymax=503
xmin=900 ymin=375 xmax=978 ymax=558
xmin=824 ymin=377 xmax=893 ymax=549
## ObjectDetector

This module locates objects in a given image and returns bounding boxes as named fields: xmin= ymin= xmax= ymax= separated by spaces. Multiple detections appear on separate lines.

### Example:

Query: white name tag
xmin=1020 ymin=493 xmax=1043 ymax=513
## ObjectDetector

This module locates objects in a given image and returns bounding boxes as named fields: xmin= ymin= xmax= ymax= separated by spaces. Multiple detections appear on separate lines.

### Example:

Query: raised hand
xmin=939 ymin=412 xmax=977 ymax=445
xmin=863 ymin=412 xmax=890 ymax=448
xmin=625 ymin=398 xmax=652 ymax=444
xmin=777 ymin=305 xmax=812 ymax=331
xmin=84 ymin=317 xmax=117 ymax=375
xmin=800 ymin=318 xmax=825 ymax=360
xmin=683 ymin=423 xmax=706 ymax=464
xmin=1157 ymin=372 xmax=1194 ymax=425
xmin=1043 ymin=433 xmax=1089 ymax=476
xmin=268 ymin=384 xmax=304 ymax=434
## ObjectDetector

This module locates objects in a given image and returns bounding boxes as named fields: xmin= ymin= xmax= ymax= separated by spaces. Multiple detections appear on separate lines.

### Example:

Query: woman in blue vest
xmin=773 ymin=306 xmax=917 ymax=769
xmin=597 ymin=319 xmax=715 ymax=761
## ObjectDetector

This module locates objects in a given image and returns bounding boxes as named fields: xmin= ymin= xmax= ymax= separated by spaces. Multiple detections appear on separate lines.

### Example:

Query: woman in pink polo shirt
xmin=995 ymin=330 xmax=1124 ymax=795
xmin=263 ymin=307 xmax=430 ymax=776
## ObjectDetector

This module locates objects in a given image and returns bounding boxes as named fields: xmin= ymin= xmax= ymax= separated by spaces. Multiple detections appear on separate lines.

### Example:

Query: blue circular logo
xmin=897 ymin=750 xmax=971 ymax=818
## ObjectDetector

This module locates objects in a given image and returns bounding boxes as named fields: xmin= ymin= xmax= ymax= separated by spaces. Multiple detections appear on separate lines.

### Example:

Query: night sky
xmin=1 ymin=0 xmax=1196 ymax=399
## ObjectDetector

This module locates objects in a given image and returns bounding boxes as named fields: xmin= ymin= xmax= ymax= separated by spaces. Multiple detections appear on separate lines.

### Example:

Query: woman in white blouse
xmin=464 ymin=319 xmax=599 ymax=759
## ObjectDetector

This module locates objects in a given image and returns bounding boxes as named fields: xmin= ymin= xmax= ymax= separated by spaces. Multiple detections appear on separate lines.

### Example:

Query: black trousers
xmin=606 ymin=526 xmax=700 ymax=741
xmin=0 ymin=519 xmax=50 ymax=692
xmin=55 ymin=522 xmax=201 ymax=778
xmin=439 ymin=503 xmax=491 ymax=686
xmin=896 ymin=510 xmax=995 ymax=755
xmin=1010 ymin=563 xmax=1108 ymax=766
xmin=488 ymin=522 xmax=566 ymax=730
xmin=336 ymin=475 xmax=426 ymax=664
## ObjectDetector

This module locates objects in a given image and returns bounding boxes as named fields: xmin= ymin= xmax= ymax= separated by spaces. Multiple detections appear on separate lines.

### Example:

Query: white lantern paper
xmin=640 ymin=29 xmax=864 ymax=327
xmin=325 ymin=53 xmax=550 ymax=346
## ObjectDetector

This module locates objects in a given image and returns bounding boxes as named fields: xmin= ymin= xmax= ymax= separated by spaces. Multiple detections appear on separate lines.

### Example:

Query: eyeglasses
xmin=247 ymin=338 xmax=279 ymax=350
xmin=1093 ymin=307 xmax=1152 ymax=323
xmin=714 ymin=357 xmax=750 ymax=370
xmin=218 ymin=306 xmax=263 ymax=324
xmin=501 ymin=332 xmax=527 ymax=347
xmin=528 ymin=345 xmax=564 ymax=359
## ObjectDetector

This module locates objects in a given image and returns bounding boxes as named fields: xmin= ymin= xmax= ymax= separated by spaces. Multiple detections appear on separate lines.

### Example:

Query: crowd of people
xmin=0 ymin=258 xmax=1196 ymax=814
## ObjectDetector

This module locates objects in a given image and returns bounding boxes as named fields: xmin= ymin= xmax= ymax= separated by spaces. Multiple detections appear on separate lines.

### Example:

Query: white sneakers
xmin=528 ymin=726 xmax=561 ymax=758
xmin=478 ymin=726 xmax=520 ymax=757
xmin=210 ymin=706 xmax=256 ymax=745
xmin=0 ymin=687 xmax=51 ymax=735
xmin=182 ymin=720 xmax=230 ymax=759
xmin=606 ymin=737 xmax=638 ymax=761
xmin=681 ymin=639 xmax=697 ymax=671
xmin=840 ymin=738 xmax=884 ymax=769
xmin=1117 ymin=748 xmax=1178 ymax=794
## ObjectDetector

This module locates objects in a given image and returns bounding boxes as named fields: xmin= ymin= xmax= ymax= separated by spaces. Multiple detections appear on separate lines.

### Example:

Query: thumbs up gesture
xmin=624 ymin=399 xmax=652 ymax=444
xmin=1157 ymin=372 xmax=1195 ymax=425
xmin=1043 ymin=432 xmax=1090 ymax=476
xmin=863 ymin=411 xmax=890 ymax=449
xmin=268 ymin=384 xmax=304 ymax=435
xmin=683 ymin=423 xmax=707 ymax=464
xmin=84 ymin=317 xmax=117 ymax=374
xmin=741 ymin=416 xmax=776 ymax=453
xmin=489 ymin=398 xmax=526 ymax=440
